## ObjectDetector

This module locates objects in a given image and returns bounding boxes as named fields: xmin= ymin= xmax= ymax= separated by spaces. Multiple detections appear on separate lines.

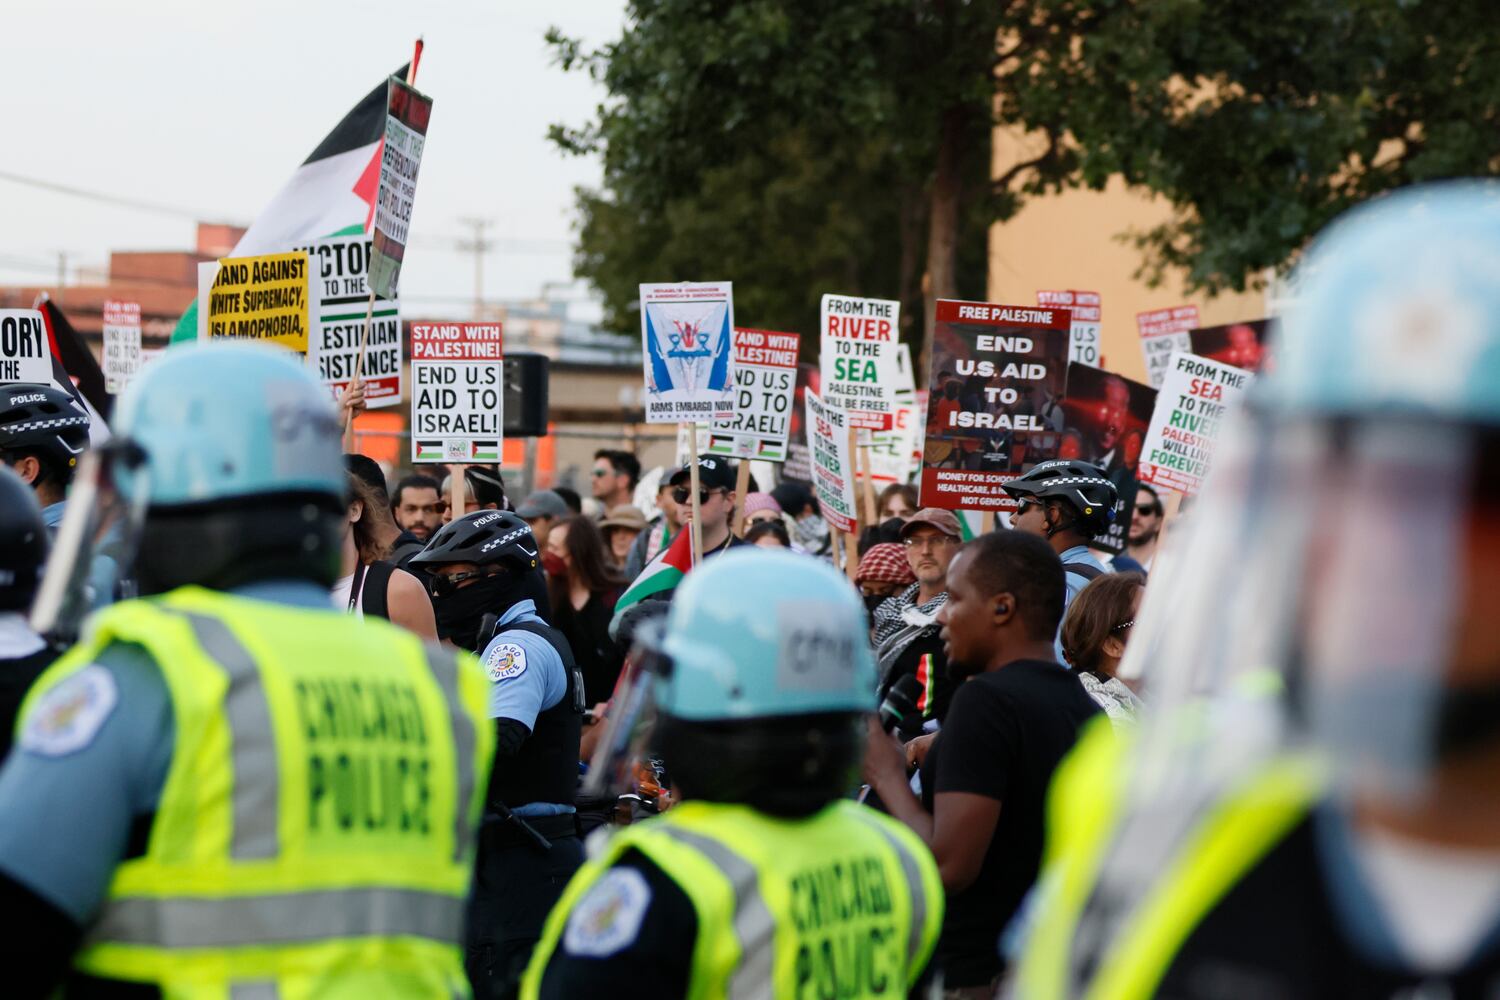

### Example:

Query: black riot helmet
xmin=0 ymin=383 xmax=90 ymax=492
xmin=0 ymin=465 xmax=48 ymax=611
xmin=410 ymin=510 xmax=550 ymax=650
xmin=1003 ymin=459 xmax=1120 ymax=539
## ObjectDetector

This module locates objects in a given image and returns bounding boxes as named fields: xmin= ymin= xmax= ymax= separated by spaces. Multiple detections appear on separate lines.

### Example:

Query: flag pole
xmin=345 ymin=37 xmax=424 ymax=451
xmin=451 ymin=463 xmax=467 ymax=522
xmin=688 ymin=424 xmax=704 ymax=565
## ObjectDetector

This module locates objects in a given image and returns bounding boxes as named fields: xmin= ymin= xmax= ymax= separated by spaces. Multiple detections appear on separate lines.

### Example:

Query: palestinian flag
xmin=169 ymin=64 xmax=409 ymax=344
xmin=610 ymin=527 xmax=694 ymax=630
xmin=470 ymin=440 xmax=500 ymax=461
xmin=915 ymin=653 xmax=936 ymax=717
xmin=414 ymin=440 xmax=445 ymax=461
xmin=36 ymin=296 xmax=111 ymax=444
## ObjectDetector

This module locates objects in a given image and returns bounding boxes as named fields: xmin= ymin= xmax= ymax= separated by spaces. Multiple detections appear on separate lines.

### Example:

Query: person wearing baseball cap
xmin=516 ymin=489 xmax=571 ymax=553
xmin=866 ymin=508 xmax=964 ymax=737
xmin=666 ymin=454 xmax=748 ymax=559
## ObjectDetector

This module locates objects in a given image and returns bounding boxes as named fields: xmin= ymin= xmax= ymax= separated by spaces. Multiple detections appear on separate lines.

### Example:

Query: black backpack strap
xmin=389 ymin=540 xmax=425 ymax=571
xmin=1062 ymin=560 xmax=1106 ymax=583
xmin=360 ymin=560 xmax=396 ymax=621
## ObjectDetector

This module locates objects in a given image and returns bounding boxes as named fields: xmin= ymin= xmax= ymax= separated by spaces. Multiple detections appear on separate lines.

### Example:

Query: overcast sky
xmin=1 ymin=0 xmax=625 ymax=316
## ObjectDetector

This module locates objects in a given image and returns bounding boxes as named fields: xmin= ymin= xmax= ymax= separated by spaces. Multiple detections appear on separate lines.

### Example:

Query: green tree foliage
xmin=551 ymin=0 xmax=1500 ymax=343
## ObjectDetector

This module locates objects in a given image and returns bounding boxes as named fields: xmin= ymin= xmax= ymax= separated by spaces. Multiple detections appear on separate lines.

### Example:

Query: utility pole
xmin=455 ymin=217 xmax=493 ymax=320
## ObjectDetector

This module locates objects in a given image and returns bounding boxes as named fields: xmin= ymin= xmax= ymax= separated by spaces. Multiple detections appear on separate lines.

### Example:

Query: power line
xmin=0 ymin=168 xmax=236 ymax=223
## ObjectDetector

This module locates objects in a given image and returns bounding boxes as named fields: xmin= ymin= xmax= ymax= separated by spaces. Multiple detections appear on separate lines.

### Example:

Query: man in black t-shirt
xmin=864 ymin=530 xmax=1099 ymax=994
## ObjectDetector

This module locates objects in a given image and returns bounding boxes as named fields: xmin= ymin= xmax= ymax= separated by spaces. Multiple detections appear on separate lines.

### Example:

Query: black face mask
xmin=432 ymin=571 xmax=548 ymax=651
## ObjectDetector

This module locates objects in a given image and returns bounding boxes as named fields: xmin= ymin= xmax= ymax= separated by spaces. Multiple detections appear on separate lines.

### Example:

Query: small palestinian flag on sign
xmin=470 ymin=440 xmax=500 ymax=461
xmin=415 ymin=440 xmax=445 ymax=460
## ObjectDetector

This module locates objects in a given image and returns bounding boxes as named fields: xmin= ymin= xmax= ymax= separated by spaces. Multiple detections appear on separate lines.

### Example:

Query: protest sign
xmin=805 ymin=390 xmax=858 ymax=535
xmin=708 ymin=328 xmax=799 ymax=461
xmin=1189 ymin=319 xmax=1270 ymax=373
xmin=203 ymin=251 xmax=312 ymax=353
xmin=1061 ymin=363 xmax=1157 ymax=553
xmin=819 ymin=294 xmax=900 ymax=431
xmin=1038 ymin=289 xmax=1102 ymax=366
xmin=781 ymin=362 xmax=820 ymax=483
xmin=920 ymin=299 xmax=1071 ymax=511
xmin=102 ymin=300 xmax=142 ymax=394
xmin=0 ymin=309 xmax=52 ymax=384
xmin=640 ymin=282 xmax=736 ymax=424
xmin=302 ymin=235 xmax=402 ymax=407
xmin=368 ymin=77 xmax=433 ymax=300
xmin=1136 ymin=305 xmax=1199 ymax=389
xmin=409 ymin=322 xmax=503 ymax=464
xmin=867 ymin=344 xmax=919 ymax=485
xmin=1138 ymin=352 xmax=1251 ymax=496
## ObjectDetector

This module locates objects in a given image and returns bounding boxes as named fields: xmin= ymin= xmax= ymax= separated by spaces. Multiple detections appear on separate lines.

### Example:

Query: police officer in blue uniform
xmin=413 ymin=510 xmax=587 ymax=1000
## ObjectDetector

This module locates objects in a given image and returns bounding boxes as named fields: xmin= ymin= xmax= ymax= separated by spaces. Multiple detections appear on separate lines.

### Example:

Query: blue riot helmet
xmin=587 ymin=549 xmax=877 ymax=817
xmin=34 ymin=342 xmax=345 ymax=625
xmin=1117 ymin=181 xmax=1500 ymax=814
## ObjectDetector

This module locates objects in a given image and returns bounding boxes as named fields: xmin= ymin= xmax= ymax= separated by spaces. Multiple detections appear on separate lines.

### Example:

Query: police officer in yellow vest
xmin=1013 ymin=184 xmax=1500 ymax=998
xmin=522 ymin=549 xmax=944 ymax=999
xmin=0 ymin=342 xmax=495 ymax=998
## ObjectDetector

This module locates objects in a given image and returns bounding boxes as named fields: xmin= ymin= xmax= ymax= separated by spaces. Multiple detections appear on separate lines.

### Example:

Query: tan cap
xmin=899 ymin=507 xmax=962 ymax=539
xmin=599 ymin=504 xmax=648 ymax=532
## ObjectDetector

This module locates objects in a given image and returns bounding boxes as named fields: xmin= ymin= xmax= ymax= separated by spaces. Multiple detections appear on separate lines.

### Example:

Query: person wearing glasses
xmin=590 ymin=449 xmax=640 ymax=510
xmin=1121 ymin=481 xmax=1163 ymax=573
xmin=410 ymin=510 xmax=587 ymax=1000
xmin=1059 ymin=571 xmax=1146 ymax=728
xmin=665 ymin=455 xmax=748 ymax=560
xmin=1004 ymin=459 xmax=1120 ymax=612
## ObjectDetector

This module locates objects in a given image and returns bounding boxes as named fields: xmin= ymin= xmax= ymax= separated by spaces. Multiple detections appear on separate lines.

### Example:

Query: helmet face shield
xmin=581 ymin=619 xmax=669 ymax=801
xmin=1119 ymin=408 xmax=1499 ymax=807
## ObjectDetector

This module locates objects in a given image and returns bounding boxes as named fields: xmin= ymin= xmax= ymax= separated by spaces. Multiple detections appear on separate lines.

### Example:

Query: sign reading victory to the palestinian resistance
xmin=1060 ymin=363 xmax=1157 ymax=554
xmin=708 ymin=328 xmax=799 ymax=462
xmin=920 ymin=299 xmax=1071 ymax=511
xmin=805 ymin=390 xmax=858 ymax=535
xmin=202 ymin=251 xmax=312 ymax=353
xmin=1138 ymin=351 xmax=1251 ymax=496
xmin=301 ymin=235 xmax=402 ymax=408
xmin=640 ymin=281 xmax=736 ymax=424
xmin=0 ymin=309 xmax=52 ymax=384
xmin=1039 ymin=289 xmax=1102 ymax=367
xmin=102 ymin=299 xmax=142 ymax=394
xmin=410 ymin=322 xmax=503 ymax=464
xmin=368 ymin=77 xmax=433 ymax=300
xmin=820 ymin=294 xmax=900 ymax=431
xmin=1136 ymin=305 xmax=1199 ymax=389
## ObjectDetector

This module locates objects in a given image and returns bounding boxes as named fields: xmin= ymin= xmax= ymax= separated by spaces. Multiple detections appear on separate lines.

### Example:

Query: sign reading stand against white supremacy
xmin=410 ymin=322 xmax=503 ymax=464
xmin=640 ymin=281 xmax=736 ymax=423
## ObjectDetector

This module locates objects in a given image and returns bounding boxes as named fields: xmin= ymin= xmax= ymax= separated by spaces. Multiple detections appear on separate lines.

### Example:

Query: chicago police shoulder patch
xmin=563 ymin=866 xmax=653 ymax=958
xmin=20 ymin=664 xmax=119 ymax=757
xmin=486 ymin=641 xmax=528 ymax=683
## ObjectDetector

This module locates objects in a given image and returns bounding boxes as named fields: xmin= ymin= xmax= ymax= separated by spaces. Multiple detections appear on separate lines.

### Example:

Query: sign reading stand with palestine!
xmin=920 ymin=299 xmax=1070 ymax=511
xmin=640 ymin=281 xmax=736 ymax=423
xmin=0 ymin=309 xmax=52 ymax=384
xmin=1136 ymin=305 xmax=1199 ymax=389
xmin=102 ymin=300 xmax=142 ymax=394
xmin=820 ymin=294 xmax=900 ymax=431
xmin=1138 ymin=351 xmax=1251 ymax=496
xmin=301 ymin=235 xmax=402 ymax=407
xmin=202 ymin=251 xmax=312 ymax=353
xmin=410 ymin=322 xmax=503 ymax=464
xmin=368 ymin=77 xmax=433 ymax=299
xmin=805 ymin=390 xmax=858 ymax=535
xmin=1038 ymin=289 xmax=1102 ymax=366
xmin=708 ymin=328 xmax=799 ymax=461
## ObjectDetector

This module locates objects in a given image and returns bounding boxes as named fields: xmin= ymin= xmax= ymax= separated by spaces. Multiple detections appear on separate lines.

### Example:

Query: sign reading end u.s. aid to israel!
xmin=639 ymin=282 xmax=737 ymax=424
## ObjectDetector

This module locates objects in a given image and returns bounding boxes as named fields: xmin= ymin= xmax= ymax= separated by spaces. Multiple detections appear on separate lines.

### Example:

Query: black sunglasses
xmin=672 ymin=487 xmax=725 ymax=505
xmin=1135 ymin=504 xmax=1162 ymax=516
xmin=427 ymin=568 xmax=495 ymax=598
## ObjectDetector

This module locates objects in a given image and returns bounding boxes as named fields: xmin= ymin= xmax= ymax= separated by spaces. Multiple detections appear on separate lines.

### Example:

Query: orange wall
xmin=987 ymin=174 xmax=1267 ymax=385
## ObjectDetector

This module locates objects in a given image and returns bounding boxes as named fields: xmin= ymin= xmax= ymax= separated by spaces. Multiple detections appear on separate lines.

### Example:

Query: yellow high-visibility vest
xmin=20 ymin=586 xmax=495 ymax=999
xmin=1013 ymin=714 xmax=1322 ymax=1000
xmin=522 ymin=799 xmax=944 ymax=1000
